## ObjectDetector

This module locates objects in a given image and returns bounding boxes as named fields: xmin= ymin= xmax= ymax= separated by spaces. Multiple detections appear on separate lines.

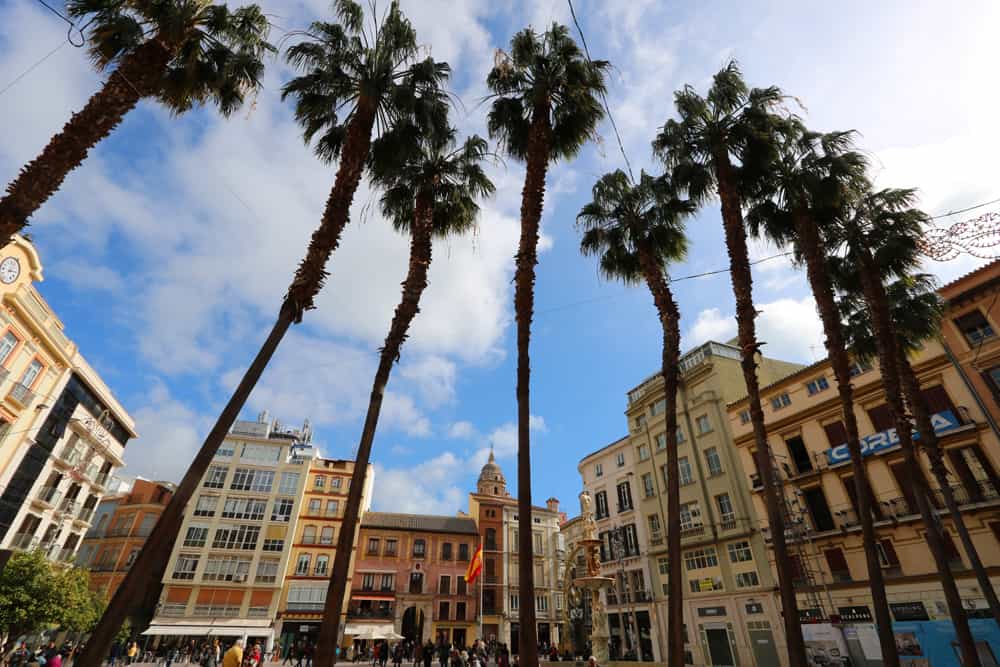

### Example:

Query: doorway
xmin=747 ymin=622 xmax=780 ymax=667
xmin=705 ymin=627 xmax=736 ymax=666
xmin=402 ymin=607 xmax=424 ymax=643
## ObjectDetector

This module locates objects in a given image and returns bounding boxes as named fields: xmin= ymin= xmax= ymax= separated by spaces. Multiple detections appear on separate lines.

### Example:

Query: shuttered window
xmin=823 ymin=421 xmax=847 ymax=448
xmin=866 ymin=405 xmax=894 ymax=432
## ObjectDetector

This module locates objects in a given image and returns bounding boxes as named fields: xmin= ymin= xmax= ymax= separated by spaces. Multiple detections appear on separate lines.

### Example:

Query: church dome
xmin=477 ymin=448 xmax=507 ymax=496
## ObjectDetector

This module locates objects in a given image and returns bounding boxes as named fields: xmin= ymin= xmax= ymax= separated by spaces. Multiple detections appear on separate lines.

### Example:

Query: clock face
xmin=0 ymin=257 xmax=19 ymax=284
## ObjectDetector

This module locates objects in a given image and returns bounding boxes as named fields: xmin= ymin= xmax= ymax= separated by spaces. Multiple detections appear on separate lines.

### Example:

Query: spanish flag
xmin=465 ymin=544 xmax=484 ymax=584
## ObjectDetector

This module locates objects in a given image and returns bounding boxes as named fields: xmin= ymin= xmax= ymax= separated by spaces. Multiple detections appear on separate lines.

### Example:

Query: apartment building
xmin=727 ymin=263 xmax=1000 ymax=650
xmin=346 ymin=512 xmax=479 ymax=648
xmin=278 ymin=456 xmax=372 ymax=649
xmin=0 ymin=235 xmax=136 ymax=564
xmin=583 ymin=340 xmax=802 ymax=667
xmin=147 ymin=413 xmax=316 ymax=649
xmin=77 ymin=478 xmax=175 ymax=595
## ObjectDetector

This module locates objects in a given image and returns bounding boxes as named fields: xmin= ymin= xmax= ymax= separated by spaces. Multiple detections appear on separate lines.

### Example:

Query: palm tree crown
xmin=68 ymin=0 xmax=273 ymax=115
xmin=487 ymin=23 xmax=609 ymax=162
xmin=282 ymin=0 xmax=449 ymax=163
xmin=578 ymin=170 xmax=692 ymax=283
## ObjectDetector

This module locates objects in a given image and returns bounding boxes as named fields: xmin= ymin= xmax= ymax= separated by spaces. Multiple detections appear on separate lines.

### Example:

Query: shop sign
xmin=825 ymin=410 xmax=960 ymax=465
xmin=697 ymin=606 xmax=726 ymax=617
xmin=890 ymin=602 xmax=930 ymax=621
xmin=838 ymin=606 xmax=873 ymax=622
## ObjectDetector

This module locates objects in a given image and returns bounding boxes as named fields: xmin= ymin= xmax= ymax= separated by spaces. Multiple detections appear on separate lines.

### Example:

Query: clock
xmin=0 ymin=257 xmax=19 ymax=284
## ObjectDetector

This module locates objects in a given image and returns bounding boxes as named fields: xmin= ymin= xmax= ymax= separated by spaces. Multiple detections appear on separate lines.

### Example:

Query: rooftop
xmin=361 ymin=512 xmax=479 ymax=535
xmin=578 ymin=434 xmax=630 ymax=466
xmin=626 ymin=340 xmax=743 ymax=405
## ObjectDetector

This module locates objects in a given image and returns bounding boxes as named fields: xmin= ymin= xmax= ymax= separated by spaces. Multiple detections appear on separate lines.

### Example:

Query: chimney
xmin=546 ymin=497 xmax=560 ymax=513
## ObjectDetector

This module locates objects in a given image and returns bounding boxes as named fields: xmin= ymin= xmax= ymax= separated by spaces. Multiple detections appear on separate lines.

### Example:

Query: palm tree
xmin=486 ymin=24 xmax=608 ymax=665
xmin=652 ymin=62 xmax=808 ymax=667
xmin=316 ymin=123 xmax=494 ymax=661
xmin=745 ymin=125 xmax=899 ymax=666
xmin=74 ymin=4 xmax=447 ymax=666
xmin=841 ymin=271 xmax=1000 ymax=628
xmin=831 ymin=187 xmax=983 ymax=667
xmin=577 ymin=169 xmax=693 ymax=667
xmin=0 ymin=0 xmax=273 ymax=242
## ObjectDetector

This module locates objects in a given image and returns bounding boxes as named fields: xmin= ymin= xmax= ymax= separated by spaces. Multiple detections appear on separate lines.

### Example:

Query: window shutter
xmin=166 ymin=587 xmax=191 ymax=603
xmin=879 ymin=539 xmax=900 ymax=566
xmin=823 ymin=421 xmax=848 ymax=448
xmin=920 ymin=385 xmax=955 ymax=415
xmin=866 ymin=405 xmax=894 ymax=432
xmin=250 ymin=590 xmax=273 ymax=607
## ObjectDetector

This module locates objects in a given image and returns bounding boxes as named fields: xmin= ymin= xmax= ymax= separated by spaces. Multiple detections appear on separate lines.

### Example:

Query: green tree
xmin=653 ymin=61 xmax=807 ymax=667
xmin=56 ymin=567 xmax=106 ymax=634
xmin=577 ymin=170 xmax=692 ymax=665
xmin=0 ymin=551 xmax=61 ymax=650
xmin=486 ymin=26 xmax=608 ymax=664
xmin=0 ymin=0 xmax=273 ymax=242
xmin=745 ymin=124 xmax=899 ymax=666
xmin=831 ymin=186 xmax=982 ymax=666
xmin=317 ymin=121 xmax=494 ymax=652
xmin=78 ymin=4 xmax=448 ymax=666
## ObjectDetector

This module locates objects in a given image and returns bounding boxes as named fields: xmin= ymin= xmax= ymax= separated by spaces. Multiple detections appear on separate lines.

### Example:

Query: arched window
xmin=413 ymin=539 xmax=426 ymax=557
xmin=321 ymin=526 xmax=335 ymax=545
xmin=486 ymin=528 xmax=497 ymax=550
xmin=302 ymin=525 xmax=317 ymax=544
xmin=315 ymin=554 xmax=329 ymax=576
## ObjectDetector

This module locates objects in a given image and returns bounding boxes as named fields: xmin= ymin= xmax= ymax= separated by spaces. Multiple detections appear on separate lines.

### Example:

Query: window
xmin=634 ymin=415 xmax=646 ymax=431
xmin=616 ymin=481 xmax=633 ymax=512
xmin=386 ymin=539 xmax=398 ymax=557
xmin=824 ymin=548 xmax=852 ymax=582
xmin=172 ymin=555 xmax=199 ymax=580
xmin=689 ymin=577 xmax=723 ymax=593
xmin=326 ymin=500 xmax=339 ymax=516
xmin=183 ymin=525 xmax=209 ymax=548
xmin=650 ymin=399 xmax=666 ymax=416
xmin=409 ymin=572 xmax=423 ymax=593
xmin=381 ymin=574 xmax=394 ymax=591
xmin=616 ymin=452 xmax=626 ymax=467
xmin=314 ymin=475 xmax=326 ymax=489
xmin=716 ymin=494 xmax=735 ymax=528
xmin=320 ymin=526 xmax=335 ymax=545
xmin=536 ymin=595 xmax=549 ymax=612
xmin=684 ymin=548 xmax=718 ymax=570
xmin=271 ymin=498 xmax=294 ymax=522
xmin=785 ymin=436 xmax=813 ymax=474
xmin=679 ymin=502 xmax=702 ymax=530
xmin=413 ymin=539 xmax=426 ymax=558
xmin=658 ymin=557 xmax=669 ymax=575
xmin=308 ymin=499 xmax=321 ymax=515
xmin=315 ymin=555 xmax=329 ymax=576
xmin=739 ymin=410 xmax=750 ymax=425
xmin=595 ymin=463 xmax=603 ymax=478
xmin=302 ymin=526 xmax=317 ymax=544
xmin=256 ymin=558 xmax=279 ymax=583
xmin=641 ymin=473 xmax=655 ymax=498
xmin=727 ymin=541 xmax=753 ymax=562
xmin=695 ymin=414 xmax=711 ymax=435
xmin=955 ymin=310 xmax=995 ymax=346
xmin=214 ymin=444 xmax=235 ymax=459
xmin=876 ymin=539 xmax=900 ymax=569
xmin=806 ymin=376 xmax=830 ymax=396
xmin=296 ymin=554 xmax=311 ymax=576
xmin=439 ymin=575 xmax=451 ymax=594
xmin=442 ymin=543 xmax=453 ymax=560
xmin=212 ymin=525 xmax=260 ymax=550
xmin=20 ymin=359 xmax=42 ymax=387
xmin=655 ymin=433 xmax=667 ymax=450
xmin=485 ymin=528 xmax=497 ymax=550
xmin=735 ymin=571 xmax=760 ymax=588
xmin=194 ymin=495 xmax=218 ymax=517
xmin=0 ymin=330 xmax=19 ymax=365
xmin=439 ymin=601 xmax=450 ymax=620
xmin=456 ymin=602 xmax=466 ymax=621
xmin=278 ymin=472 xmax=301 ymax=495
xmin=595 ymin=491 xmax=609 ymax=519
xmin=221 ymin=497 xmax=266 ymax=520
xmin=368 ymin=538 xmax=380 ymax=555
xmin=204 ymin=466 xmax=228 ymax=489
xmin=675 ymin=426 xmax=685 ymax=443
xmin=230 ymin=468 xmax=274 ymax=492
xmin=361 ymin=573 xmax=376 ymax=591
xmin=240 ymin=443 xmax=280 ymax=464
xmin=704 ymin=448 xmax=723 ymax=476
xmin=648 ymin=514 xmax=662 ymax=539
xmin=678 ymin=457 xmax=693 ymax=485
xmin=510 ymin=594 xmax=519 ymax=611
xmin=849 ymin=359 xmax=873 ymax=377
xmin=638 ymin=444 xmax=650 ymax=461
xmin=456 ymin=577 xmax=467 ymax=595
xmin=458 ymin=543 xmax=469 ymax=561
xmin=803 ymin=486 xmax=836 ymax=532
xmin=331 ymin=477 xmax=343 ymax=489
xmin=771 ymin=393 xmax=792 ymax=410
xmin=622 ymin=524 xmax=640 ymax=557
xmin=203 ymin=555 xmax=252 ymax=582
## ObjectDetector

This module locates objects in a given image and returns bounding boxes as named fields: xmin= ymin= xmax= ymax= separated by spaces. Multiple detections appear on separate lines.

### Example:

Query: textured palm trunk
xmin=0 ymin=39 xmax=173 ymax=242
xmin=855 ymin=250 xmax=981 ymax=667
xmin=715 ymin=153 xmax=806 ymax=667
xmin=790 ymin=211 xmax=899 ymax=666
xmin=314 ymin=193 xmax=434 ymax=667
xmin=636 ymin=244 xmax=683 ymax=667
xmin=896 ymin=348 xmax=1000 ymax=628
xmin=76 ymin=97 xmax=379 ymax=667
xmin=514 ymin=105 xmax=551 ymax=667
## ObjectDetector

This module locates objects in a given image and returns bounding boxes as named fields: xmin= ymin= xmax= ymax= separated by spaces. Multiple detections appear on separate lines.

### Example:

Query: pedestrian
xmin=11 ymin=642 xmax=31 ymax=667
xmin=222 ymin=642 xmax=243 ymax=667
xmin=586 ymin=657 xmax=597 ymax=667
xmin=304 ymin=643 xmax=313 ymax=667
xmin=128 ymin=643 xmax=139 ymax=666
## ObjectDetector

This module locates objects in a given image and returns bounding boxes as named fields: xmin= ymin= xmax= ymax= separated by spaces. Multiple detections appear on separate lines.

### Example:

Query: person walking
xmin=222 ymin=642 xmax=243 ymax=667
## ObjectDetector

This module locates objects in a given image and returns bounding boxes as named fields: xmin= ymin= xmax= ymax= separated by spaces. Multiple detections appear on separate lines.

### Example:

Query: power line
xmin=34 ymin=0 xmax=73 ymax=26
xmin=930 ymin=196 xmax=1000 ymax=220
xmin=0 ymin=40 xmax=66 ymax=97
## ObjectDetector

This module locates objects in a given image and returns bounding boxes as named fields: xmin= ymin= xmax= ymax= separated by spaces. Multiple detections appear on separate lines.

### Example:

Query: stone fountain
xmin=575 ymin=491 xmax=614 ymax=665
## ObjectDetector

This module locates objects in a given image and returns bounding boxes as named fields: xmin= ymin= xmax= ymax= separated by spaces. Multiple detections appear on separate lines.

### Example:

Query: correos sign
xmin=824 ymin=410 xmax=961 ymax=466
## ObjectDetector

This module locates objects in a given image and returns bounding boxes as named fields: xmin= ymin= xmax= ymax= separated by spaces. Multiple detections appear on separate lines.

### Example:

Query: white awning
xmin=343 ymin=623 xmax=394 ymax=638
xmin=142 ymin=626 xmax=209 ymax=637
xmin=143 ymin=620 xmax=274 ymax=638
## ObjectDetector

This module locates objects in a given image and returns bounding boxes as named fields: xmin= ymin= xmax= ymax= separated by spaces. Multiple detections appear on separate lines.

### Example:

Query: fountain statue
xmin=574 ymin=491 xmax=614 ymax=664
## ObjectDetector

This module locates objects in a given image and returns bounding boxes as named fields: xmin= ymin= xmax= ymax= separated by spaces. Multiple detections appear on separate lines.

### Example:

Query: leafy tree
xmin=0 ymin=551 xmax=61 ymax=650
xmin=653 ymin=61 xmax=808 ymax=667
xmin=56 ymin=567 xmax=106 ymax=634
xmin=487 ymin=25 xmax=607 ymax=664
xmin=0 ymin=0 xmax=273 ymax=242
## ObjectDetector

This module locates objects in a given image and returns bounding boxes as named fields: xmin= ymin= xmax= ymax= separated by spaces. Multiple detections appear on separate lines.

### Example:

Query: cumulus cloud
xmin=447 ymin=421 xmax=478 ymax=439
xmin=372 ymin=452 xmax=467 ymax=514
xmin=122 ymin=380 xmax=211 ymax=483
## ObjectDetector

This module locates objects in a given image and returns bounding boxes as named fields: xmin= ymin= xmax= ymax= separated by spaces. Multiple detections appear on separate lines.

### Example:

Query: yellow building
xmin=585 ymin=340 xmax=801 ymax=667
xmin=277 ymin=456 xmax=372 ymax=651
xmin=0 ymin=235 xmax=137 ymax=563
xmin=727 ymin=264 xmax=1000 ymax=629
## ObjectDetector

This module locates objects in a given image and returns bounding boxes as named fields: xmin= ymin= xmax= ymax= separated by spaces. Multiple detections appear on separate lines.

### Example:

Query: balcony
xmin=91 ymin=471 xmax=109 ymax=490
xmin=7 ymin=381 xmax=35 ymax=408
xmin=680 ymin=525 xmax=705 ymax=539
xmin=160 ymin=603 xmax=187 ymax=617
xmin=54 ymin=448 xmax=82 ymax=469
xmin=32 ymin=486 xmax=61 ymax=509
xmin=347 ymin=607 xmax=395 ymax=620
xmin=929 ymin=480 xmax=1000 ymax=507
xmin=287 ymin=601 xmax=325 ymax=612
xmin=10 ymin=532 xmax=37 ymax=551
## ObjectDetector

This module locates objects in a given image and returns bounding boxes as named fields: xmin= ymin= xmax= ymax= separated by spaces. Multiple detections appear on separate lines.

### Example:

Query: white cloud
xmin=399 ymin=355 xmax=457 ymax=408
xmin=685 ymin=308 xmax=735 ymax=346
xmin=381 ymin=392 xmax=432 ymax=437
xmin=122 ymin=380 xmax=210 ymax=483
xmin=447 ymin=421 xmax=477 ymax=439
xmin=372 ymin=452 xmax=466 ymax=514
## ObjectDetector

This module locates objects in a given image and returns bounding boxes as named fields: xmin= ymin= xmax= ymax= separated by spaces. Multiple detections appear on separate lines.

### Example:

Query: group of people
xmin=6 ymin=640 xmax=78 ymax=667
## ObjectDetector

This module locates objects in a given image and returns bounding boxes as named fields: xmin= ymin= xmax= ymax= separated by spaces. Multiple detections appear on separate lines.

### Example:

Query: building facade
xmin=0 ymin=235 xmax=136 ymax=564
xmin=346 ymin=512 xmax=479 ymax=648
xmin=727 ymin=263 xmax=1000 ymax=647
xmin=77 ymin=478 xmax=175 ymax=595
xmin=278 ymin=455 xmax=372 ymax=650
xmin=148 ymin=413 xmax=318 ymax=648
xmin=580 ymin=341 xmax=802 ymax=667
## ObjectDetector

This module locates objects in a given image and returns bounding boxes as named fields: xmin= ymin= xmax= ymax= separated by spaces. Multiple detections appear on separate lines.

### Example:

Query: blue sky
xmin=1 ymin=0 xmax=999 ymax=515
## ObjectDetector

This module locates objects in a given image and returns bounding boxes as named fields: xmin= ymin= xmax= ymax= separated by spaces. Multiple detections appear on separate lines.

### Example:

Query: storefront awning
xmin=343 ymin=623 xmax=394 ymax=637
xmin=143 ymin=619 xmax=274 ymax=638
xmin=142 ymin=626 xmax=207 ymax=637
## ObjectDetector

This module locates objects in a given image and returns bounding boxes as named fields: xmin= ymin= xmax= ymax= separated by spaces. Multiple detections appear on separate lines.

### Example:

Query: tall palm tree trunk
xmin=715 ymin=155 xmax=807 ymax=667
xmin=0 ymin=39 xmax=172 ymax=242
xmin=636 ymin=245 xmax=683 ymax=667
xmin=315 ymin=194 xmax=434 ymax=667
xmin=791 ymin=211 xmax=899 ymax=666
xmin=514 ymin=106 xmax=551 ymax=667
xmin=896 ymin=349 xmax=1000 ymax=627
xmin=75 ymin=97 xmax=379 ymax=667
xmin=855 ymin=250 xmax=981 ymax=667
